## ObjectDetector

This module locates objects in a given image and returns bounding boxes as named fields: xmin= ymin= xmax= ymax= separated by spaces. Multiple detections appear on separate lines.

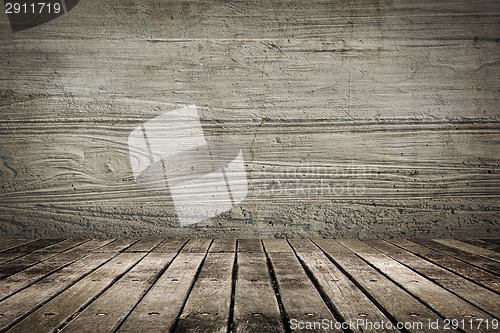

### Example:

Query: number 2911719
xmin=5 ymin=2 xmax=61 ymax=14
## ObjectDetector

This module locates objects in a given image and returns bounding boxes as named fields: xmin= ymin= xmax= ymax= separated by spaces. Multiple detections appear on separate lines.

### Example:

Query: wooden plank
xmin=34 ymin=239 xmax=87 ymax=253
xmin=123 ymin=239 xmax=164 ymax=252
xmin=237 ymin=239 xmax=263 ymax=253
xmin=0 ymin=252 xmax=116 ymax=331
xmin=412 ymin=239 xmax=500 ymax=275
xmin=290 ymin=240 xmax=397 ymax=333
xmin=181 ymin=239 xmax=213 ymax=253
xmin=365 ymin=239 xmax=500 ymax=318
xmin=233 ymin=251 xmax=285 ymax=333
xmin=0 ymin=239 xmax=63 ymax=266
xmin=0 ymin=239 xmax=36 ymax=253
xmin=0 ymin=239 xmax=68 ymax=279
xmin=93 ymin=239 xmax=138 ymax=253
xmin=175 ymin=252 xmax=235 ymax=333
xmin=266 ymin=251 xmax=340 ymax=332
xmin=117 ymin=252 xmax=208 ymax=332
xmin=262 ymin=239 xmax=294 ymax=253
xmin=209 ymin=239 xmax=237 ymax=253
xmin=388 ymin=239 xmax=500 ymax=294
xmin=288 ymin=239 xmax=322 ymax=253
xmin=339 ymin=239 xmax=497 ymax=333
xmin=0 ymin=239 xmax=114 ymax=300
xmin=152 ymin=239 xmax=188 ymax=253
xmin=433 ymin=239 xmax=500 ymax=263
xmin=461 ymin=239 xmax=500 ymax=253
xmin=263 ymin=240 xmax=339 ymax=332
xmin=2 ymin=239 xmax=63 ymax=253
xmin=59 ymin=252 xmax=176 ymax=333
xmin=313 ymin=239 xmax=455 ymax=333
xmin=0 ymin=240 xmax=78 ymax=266
xmin=484 ymin=239 xmax=500 ymax=246
xmin=8 ymin=252 xmax=145 ymax=333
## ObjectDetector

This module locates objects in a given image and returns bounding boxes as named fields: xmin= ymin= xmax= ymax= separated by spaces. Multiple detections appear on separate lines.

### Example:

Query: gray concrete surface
xmin=0 ymin=0 xmax=499 ymax=238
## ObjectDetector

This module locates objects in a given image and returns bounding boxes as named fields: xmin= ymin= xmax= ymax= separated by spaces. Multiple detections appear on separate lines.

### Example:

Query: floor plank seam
xmin=373 ymin=240 xmax=500 ymax=319
xmin=112 ymin=244 xmax=188 ymax=333
xmin=227 ymin=239 xmax=238 ymax=333
xmin=0 ymin=239 xmax=498 ymax=332
xmin=0 ymin=250 xmax=96 ymax=303
xmin=0 ymin=252 xmax=122 ymax=332
xmin=113 ymin=239 xmax=141 ymax=253
xmin=287 ymin=240 xmax=353 ymax=333
xmin=261 ymin=240 xmax=292 ymax=333
xmin=170 ymin=239 xmax=213 ymax=333
xmin=336 ymin=241 xmax=472 ymax=333
xmin=0 ymin=240 xmax=93 ymax=302
xmin=0 ymin=240 xmax=66 ymax=278
xmin=54 ymin=252 xmax=149 ymax=333
xmin=311 ymin=239 xmax=411 ymax=333
xmin=388 ymin=239 xmax=500 ymax=296
xmin=413 ymin=240 xmax=500 ymax=277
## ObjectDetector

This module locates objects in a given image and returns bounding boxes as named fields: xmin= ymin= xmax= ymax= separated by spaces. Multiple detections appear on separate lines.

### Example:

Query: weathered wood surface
xmin=0 ymin=239 xmax=65 ymax=278
xmin=339 ymin=239 xmax=497 ymax=333
xmin=365 ymin=239 xmax=500 ymax=318
xmin=0 ymin=239 xmax=62 ymax=266
xmin=313 ymin=239 xmax=455 ymax=333
xmin=0 ymin=252 xmax=116 ymax=331
xmin=176 ymin=252 xmax=235 ymax=333
xmin=0 ymin=239 xmax=113 ymax=300
xmin=117 ymin=241 xmax=211 ymax=332
xmin=263 ymin=241 xmax=341 ymax=332
xmin=433 ymin=238 xmax=500 ymax=263
xmin=233 ymin=250 xmax=284 ymax=332
xmin=289 ymin=240 xmax=397 ymax=333
xmin=389 ymin=238 xmax=500 ymax=293
xmin=59 ymin=252 xmax=177 ymax=333
xmin=461 ymin=239 xmax=500 ymax=253
xmin=0 ymin=239 xmax=37 ymax=253
xmin=412 ymin=239 xmax=500 ymax=275
xmin=0 ymin=238 xmax=498 ymax=332
xmin=0 ymin=0 xmax=499 ymax=239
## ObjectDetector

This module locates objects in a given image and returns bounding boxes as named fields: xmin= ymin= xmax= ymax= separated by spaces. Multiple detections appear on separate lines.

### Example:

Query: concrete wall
xmin=0 ymin=0 xmax=499 ymax=238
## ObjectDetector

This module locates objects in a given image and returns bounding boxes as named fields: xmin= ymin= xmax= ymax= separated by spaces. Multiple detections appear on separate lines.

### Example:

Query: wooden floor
xmin=0 ymin=239 xmax=498 ymax=333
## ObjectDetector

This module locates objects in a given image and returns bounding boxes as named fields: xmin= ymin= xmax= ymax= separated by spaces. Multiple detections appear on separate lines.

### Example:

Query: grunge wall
xmin=0 ymin=0 xmax=499 ymax=238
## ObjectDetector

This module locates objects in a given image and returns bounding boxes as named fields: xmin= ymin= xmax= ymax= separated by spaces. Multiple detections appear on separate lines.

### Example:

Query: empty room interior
xmin=0 ymin=0 xmax=499 ymax=332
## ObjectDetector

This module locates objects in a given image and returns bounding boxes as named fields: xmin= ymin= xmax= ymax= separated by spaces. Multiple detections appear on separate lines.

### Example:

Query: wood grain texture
xmin=433 ymin=238 xmax=500 ymax=262
xmin=0 ymin=251 xmax=116 ymax=331
xmin=314 ymin=239 xmax=455 ymax=333
xmin=0 ymin=238 xmax=498 ymax=331
xmin=0 ymin=0 xmax=499 ymax=238
xmin=59 ymin=252 xmax=176 ymax=333
xmin=233 ymin=251 xmax=285 ymax=333
xmin=117 ymin=250 xmax=210 ymax=332
xmin=0 ymin=239 xmax=64 ymax=278
xmin=265 ymin=249 xmax=340 ymax=332
xmin=176 ymin=252 xmax=235 ymax=333
xmin=364 ymin=239 xmax=500 ymax=318
xmin=0 ymin=239 xmax=112 ymax=300
xmin=338 ymin=239 xmax=497 ymax=333
xmin=290 ymin=240 xmax=397 ymax=333
xmin=462 ymin=239 xmax=500 ymax=253
xmin=388 ymin=238 xmax=500 ymax=293
xmin=412 ymin=239 xmax=500 ymax=275
xmin=0 ymin=239 xmax=36 ymax=253
xmin=8 ymin=252 xmax=145 ymax=333
xmin=0 ymin=239 xmax=61 ymax=265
